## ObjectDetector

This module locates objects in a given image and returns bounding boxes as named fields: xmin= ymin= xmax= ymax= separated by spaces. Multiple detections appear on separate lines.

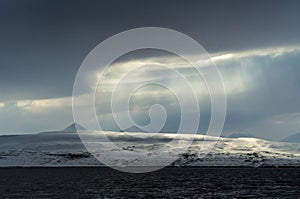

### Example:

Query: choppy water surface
xmin=0 ymin=167 xmax=300 ymax=198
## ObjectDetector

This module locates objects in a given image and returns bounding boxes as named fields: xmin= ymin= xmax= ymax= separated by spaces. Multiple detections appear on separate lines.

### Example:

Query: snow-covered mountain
xmin=62 ymin=123 xmax=86 ymax=132
xmin=0 ymin=130 xmax=300 ymax=167
xmin=282 ymin=132 xmax=300 ymax=143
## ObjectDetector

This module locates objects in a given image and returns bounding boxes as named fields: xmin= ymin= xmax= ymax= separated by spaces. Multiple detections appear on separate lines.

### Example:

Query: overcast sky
xmin=0 ymin=0 xmax=300 ymax=140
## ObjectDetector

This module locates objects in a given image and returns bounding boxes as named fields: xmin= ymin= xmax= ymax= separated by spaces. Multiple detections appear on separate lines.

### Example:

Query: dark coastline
xmin=1 ymin=167 xmax=300 ymax=198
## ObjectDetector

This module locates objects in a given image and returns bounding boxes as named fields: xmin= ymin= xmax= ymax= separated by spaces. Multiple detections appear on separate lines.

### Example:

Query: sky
xmin=1 ymin=0 xmax=300 ymax=140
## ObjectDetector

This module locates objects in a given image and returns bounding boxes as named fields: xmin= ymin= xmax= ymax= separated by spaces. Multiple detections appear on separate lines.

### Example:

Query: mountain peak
xmin=62 ymin=123 xmax=86 ymax=132
xmin=282 ymin=132 xmax=300 ymax=143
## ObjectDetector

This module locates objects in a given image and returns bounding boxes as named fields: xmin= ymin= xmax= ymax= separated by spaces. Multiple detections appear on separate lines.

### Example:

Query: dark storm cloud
xmin=1 ymin=0 xmax=300 ymax=138
xmin=1 ymin=0 xmax=300 ymax=100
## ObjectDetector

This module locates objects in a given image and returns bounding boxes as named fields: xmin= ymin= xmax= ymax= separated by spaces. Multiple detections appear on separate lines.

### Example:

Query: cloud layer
xmin=1 ymin=45 xmax=300 ymax=141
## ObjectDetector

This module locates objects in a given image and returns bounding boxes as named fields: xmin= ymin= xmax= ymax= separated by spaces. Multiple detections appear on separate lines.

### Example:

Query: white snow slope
xmin=0 ymin=131 xmax=300 ymax=167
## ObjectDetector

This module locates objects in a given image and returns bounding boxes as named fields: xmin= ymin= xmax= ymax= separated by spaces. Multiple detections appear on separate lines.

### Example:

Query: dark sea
xmin=0 ymin=167 xmax=300 ymax=198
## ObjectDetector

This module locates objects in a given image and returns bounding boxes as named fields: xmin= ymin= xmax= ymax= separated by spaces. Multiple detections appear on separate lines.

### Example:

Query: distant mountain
xmin=121 ymin=126 xmax=146 ymax=133
xmin=281 ymin=132 xmax=300 ymax=143
xmin=227 ymin=133 xmax=259 ymax=139
xmin=62 ymin=123 xmax=86 ymax=132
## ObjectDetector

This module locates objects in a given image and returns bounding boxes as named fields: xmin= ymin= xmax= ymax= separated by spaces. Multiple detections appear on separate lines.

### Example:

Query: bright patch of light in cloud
xmin=211 ymin=54 xmax=234 ymax=61
xmin=211 ymin=45 xmax=300 ymax=62
xmin=16 ymin=97 xmax=72 ymax=111
xmin=1 ymin=44 xmax=300 ymax=139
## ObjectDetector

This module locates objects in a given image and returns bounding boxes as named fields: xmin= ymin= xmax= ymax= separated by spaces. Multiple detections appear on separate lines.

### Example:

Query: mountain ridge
xmin=282 ymin=132 xmax=300 ymax=143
